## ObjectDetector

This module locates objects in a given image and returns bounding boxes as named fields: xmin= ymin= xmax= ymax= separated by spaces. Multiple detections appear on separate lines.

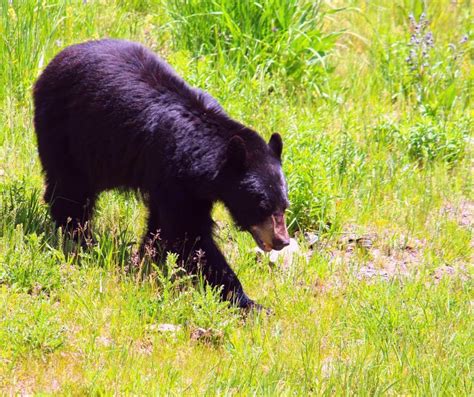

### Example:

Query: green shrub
xmin=0 ymin=296 xmax=65 ymax=358
xmin=285 ymin=132 xmax=336 ymax=232
xmin=0 ymin=228 xmax=61 ymax=295
xmin=166 ymin=0 xmax=342 ymax=92
xmin=0 ymin=180 xmax=50 ymax=237
xmin=406 ymin=120 xmax=467 ymax=165
xmin=372 ymin=121 xmax=402 ymax=148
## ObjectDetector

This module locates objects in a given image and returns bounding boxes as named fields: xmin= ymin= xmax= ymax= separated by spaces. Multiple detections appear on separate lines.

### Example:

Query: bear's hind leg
xmin=44 ymin=173 xmax=96 ymax=240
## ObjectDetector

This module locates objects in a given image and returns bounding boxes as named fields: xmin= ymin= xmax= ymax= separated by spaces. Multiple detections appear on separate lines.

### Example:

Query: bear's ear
xmin=268 ymin=132 xmax=283 ymax=160
xmin=226 ymin=135 xmax=248 ymax=170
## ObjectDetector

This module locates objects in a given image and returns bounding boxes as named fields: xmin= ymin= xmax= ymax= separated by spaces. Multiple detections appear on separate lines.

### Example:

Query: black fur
xmin=33 ymin=39 xmax=288 ymax=308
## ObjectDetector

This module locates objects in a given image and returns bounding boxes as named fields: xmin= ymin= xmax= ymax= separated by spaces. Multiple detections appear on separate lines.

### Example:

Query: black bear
xmin=33 ymin=39 xmax=290 ymax=309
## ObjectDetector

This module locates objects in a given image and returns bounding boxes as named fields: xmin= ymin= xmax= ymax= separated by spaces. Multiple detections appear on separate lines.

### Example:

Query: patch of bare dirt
xmin=432 ymin=264 xmax=470 ymax=284
xmin=325 ymin=228 xmax=426 ymax=281
xmin=441 ymin=200 xmax=474 ymax=228
xmin=6 ymin=377 xmax=35 ymax=396
xmin=134 ymin=337 xmax=154 ymax=356
xmin=316 ymin=217 xmax=472 ymax=286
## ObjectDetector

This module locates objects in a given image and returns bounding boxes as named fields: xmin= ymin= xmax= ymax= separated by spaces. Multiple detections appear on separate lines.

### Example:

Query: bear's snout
xmin=270 ymin=213 xmax=290 ymax=250
xmin=250 ymin=212 xmax=289 ymax=252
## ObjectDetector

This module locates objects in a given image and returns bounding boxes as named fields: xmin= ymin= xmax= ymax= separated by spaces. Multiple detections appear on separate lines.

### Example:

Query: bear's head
xmin=219 ymin=132 xmax=290 ymax=252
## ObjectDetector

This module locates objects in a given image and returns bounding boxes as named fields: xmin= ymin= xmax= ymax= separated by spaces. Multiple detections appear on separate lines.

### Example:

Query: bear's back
xmin=35 ymin=39 xmax=224 ymax=122
xmin=33 ymin=40 xmax=239 ymax=189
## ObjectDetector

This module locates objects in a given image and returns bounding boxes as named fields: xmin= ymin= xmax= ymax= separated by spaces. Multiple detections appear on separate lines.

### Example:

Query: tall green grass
xmin=0 ymin=0 xmax=65 ymax=103
xmin=167 ymin=0 xmax=344 ymax=94
xmin=0 ymin=0 xmax=472 ymax=394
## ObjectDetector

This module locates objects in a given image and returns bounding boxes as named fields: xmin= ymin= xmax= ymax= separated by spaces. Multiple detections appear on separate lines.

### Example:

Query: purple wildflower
xmin=406 ymin=12 xmax=434 ymax=72
xmin=425 ymin=32 xmax=434 ymax=48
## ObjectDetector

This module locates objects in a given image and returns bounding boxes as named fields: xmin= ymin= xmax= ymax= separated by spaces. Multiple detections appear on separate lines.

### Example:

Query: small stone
xmin=253 ymin=238 xmax=305 ymax=269
xmin=356 ymin=236 xmax=373 ymax=249
xmin=268 ymin=238 xmax=302 ymax=268
xmin=190 ymin=327 xmax=224 ymax=346
xmin=96 ymin=336 xmax=113 ymax=347
xmin=135 ymin=338 xmax=153 ymax=355
xmin=304 ymin=232 xmax=319 ymax=247
xmin=149 ymin=323 xmax=182 ymax=333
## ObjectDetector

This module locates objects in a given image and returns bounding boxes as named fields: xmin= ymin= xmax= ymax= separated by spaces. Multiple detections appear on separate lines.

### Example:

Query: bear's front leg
xmin=146 ymin=193 xmax=260 ymax=309
xmin=162 ymin=233 xmax=258 ymax=309
xmin=191 ymin=235 xmax=256 ymax=309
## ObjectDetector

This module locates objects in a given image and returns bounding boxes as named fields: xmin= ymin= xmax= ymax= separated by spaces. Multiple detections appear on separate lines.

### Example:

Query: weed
xmin=403 ymin=12 xmax=471 ymax=114
xmin=0 ymin=227 xmax=61 ymax=295
xmin=0 ymin=295 xmax=65 ymax=359
xmin=406 ymin=120 xmax=467 ymax=165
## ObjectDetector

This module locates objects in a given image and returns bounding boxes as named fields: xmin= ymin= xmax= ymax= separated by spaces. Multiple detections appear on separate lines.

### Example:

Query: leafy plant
xmin=0 ymin=228 xmax=61 ymax=295
xmin=405 ymin=120 xmax=467 ymax=165
xmin=0 ymin=297 xmax=65 ymax=358
xmin=166 ymin=0 xmax=343 ymax=93
xmin=372 ymin=121 xmax=402 ymax=148
xmin=404 ymin=12 xmax=471 ymax=113
xmin=285 ymin=132 xmax=336 ymax=233
xmin=0 ymin=180 xmax=50 ymax=237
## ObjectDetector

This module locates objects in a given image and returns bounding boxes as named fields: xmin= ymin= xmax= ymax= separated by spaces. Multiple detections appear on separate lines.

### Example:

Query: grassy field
xmin=0 ymin=0 xmax=472 ymax=394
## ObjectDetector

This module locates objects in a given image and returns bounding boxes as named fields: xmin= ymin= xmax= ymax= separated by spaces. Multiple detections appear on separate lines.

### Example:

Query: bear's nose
xmin=272 ymin=237 xmax=290 ymax=251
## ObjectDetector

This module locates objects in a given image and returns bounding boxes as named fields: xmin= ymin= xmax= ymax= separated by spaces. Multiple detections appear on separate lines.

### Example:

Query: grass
xmin=0 ymin=0 xmax=472 ymax=394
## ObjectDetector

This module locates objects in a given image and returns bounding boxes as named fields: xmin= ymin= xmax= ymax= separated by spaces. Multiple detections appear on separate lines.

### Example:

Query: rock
xmin=190 ymin=327 xmax=224 ymax=346
xmin=356 ymin=265 xmax=389 ymax=281
xmin=95 ymin=336 xmax=113 ymax=347
xmin=433 ymin=265 xmax=456 ymax=284
xmin=148 ymin=323 xmax=182 ymax=333
xmin=356 ymin=236 xmax=374 ymax=249
xmin=304 ymin=232 xmax=319 ymax=247
xmin=255 ymin=238 xmax=305 ymax=269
